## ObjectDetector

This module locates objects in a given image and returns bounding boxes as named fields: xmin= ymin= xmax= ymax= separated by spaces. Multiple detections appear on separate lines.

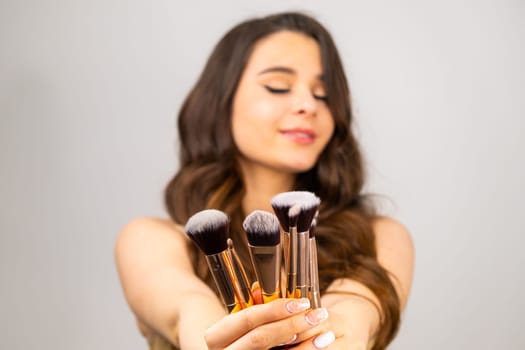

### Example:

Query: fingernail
xmin=277 ymin=333 xmax=297 ymax=346
xmin=285 ymin=298 xmax=310 ymax=313
xmin=305 ymin=307 xmax=329 ymax=325
xmin=313 ymin=331 xmax=335 ymax=349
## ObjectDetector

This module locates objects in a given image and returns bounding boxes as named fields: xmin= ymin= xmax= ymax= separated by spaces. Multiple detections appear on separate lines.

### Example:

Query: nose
xmin=292 ymin=87 xmax=318 ymax=116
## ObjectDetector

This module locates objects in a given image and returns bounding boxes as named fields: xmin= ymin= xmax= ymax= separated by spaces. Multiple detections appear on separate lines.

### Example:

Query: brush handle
xmin=296 ymin=231 xmax=310 ymax=299
xmin=286 ymin=227 xmax=298 ymax=297
xmin=308 ymin=237 xmax=322 ymax=309
xmin=205 ymin=252 xmax=239 ymax=313
xmin=228 ymin=245 xmax=254 ymax=310
xmin=282 ymin=232 xmax=290 ymax=298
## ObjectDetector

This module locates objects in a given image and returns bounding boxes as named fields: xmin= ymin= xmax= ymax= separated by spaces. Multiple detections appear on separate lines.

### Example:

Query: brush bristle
xmin=271 ymin=191 xmax=320 ymax=232
xmin=309 ymin=218 xmax=317 ymax=238
xmin=243 ymin=210 xmax=280 ymax=246
xmin=184 ymin=209 xmax=229 ymax=255
xmin=296 ymin=198 xmax=320 ymax=232
xmin=288 ymin=204 xmax=301 ymax=228
xmin=271 ymin=191 xmax=318 ymax=231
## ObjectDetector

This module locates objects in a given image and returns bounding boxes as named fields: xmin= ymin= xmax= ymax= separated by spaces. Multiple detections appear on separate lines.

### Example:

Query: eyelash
xmin=264 ymin=86 xmax=289 ymax=94
xmin=264 ymin=86 xmax=327 ymax=102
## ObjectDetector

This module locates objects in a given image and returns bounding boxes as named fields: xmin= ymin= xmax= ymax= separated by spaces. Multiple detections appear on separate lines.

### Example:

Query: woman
xmin=115 ymin=12 xmax=414 ymax=350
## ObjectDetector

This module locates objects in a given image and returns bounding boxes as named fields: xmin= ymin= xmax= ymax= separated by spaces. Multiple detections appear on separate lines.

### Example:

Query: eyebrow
xmin=257 ymin=66 xmax=324 ymax=81
xmin=257 ymin=66 xmax=295 ymax=75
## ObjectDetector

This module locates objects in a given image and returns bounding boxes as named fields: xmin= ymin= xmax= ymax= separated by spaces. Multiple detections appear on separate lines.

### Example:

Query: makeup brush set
xmin=184 ymin=191 xmax=322 ymax=313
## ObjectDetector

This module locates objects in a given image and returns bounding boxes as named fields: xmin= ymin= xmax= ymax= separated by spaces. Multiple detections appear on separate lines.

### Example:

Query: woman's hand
xmin=204 ymin=298 xmax=336 ymax=350
xmin=315 ymin=310 xmax=371 ymax=350
xmin=314 ymin=287 xmax=382 ymax=350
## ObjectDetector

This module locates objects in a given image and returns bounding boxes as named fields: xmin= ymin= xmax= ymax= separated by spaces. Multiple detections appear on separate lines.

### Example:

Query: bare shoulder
xmin=114 ymin=217 xmax=194 ymax=276
xmin=116 ymin=217 xmax=186 ymax=250
xmin=372 ymin=216 xmax=414 ymax=309
xmin=118 ymin=216 xmax=184 ymax=238
xmin=372 ymin=216 xmax=413 ymax=251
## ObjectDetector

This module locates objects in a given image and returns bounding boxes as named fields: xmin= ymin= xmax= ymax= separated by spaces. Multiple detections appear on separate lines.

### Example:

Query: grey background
xmin=1 ymin=0 xmax=523 ymax=349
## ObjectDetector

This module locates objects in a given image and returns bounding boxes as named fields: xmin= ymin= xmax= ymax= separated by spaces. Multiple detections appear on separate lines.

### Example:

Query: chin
xmin=282 ymin=160 xmax=318 ymax=174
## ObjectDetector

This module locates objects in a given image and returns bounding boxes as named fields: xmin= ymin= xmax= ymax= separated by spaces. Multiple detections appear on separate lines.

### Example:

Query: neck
xmin=238 ymin=161 xmax=296 ymax=215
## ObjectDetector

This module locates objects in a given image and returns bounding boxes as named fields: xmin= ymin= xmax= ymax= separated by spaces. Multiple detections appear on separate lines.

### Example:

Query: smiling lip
xmin=280 ymin=128 xmax=316 ymax=144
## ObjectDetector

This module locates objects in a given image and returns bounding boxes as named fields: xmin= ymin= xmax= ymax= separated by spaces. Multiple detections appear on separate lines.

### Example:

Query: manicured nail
xmin=305 ymin=307 xmax=329 ymax=325
xmin=313 ymin=331 xmax=335 ymax=349
xmin=278 ymin=334 xmax=297 ymax=346
xmin=285 ymin=298 xmax=310 ymax=313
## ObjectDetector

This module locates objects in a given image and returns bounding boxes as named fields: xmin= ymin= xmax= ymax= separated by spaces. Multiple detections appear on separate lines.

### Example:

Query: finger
xmin=312 ymin=331 xmax=336 ymax=349
xmin=292 ymin=330 xmax=336 ymax=350
xmin=205 ymin=298 xmax=311 ymax=348
xmin=296 ymin=332 xmax=370 ymax=350
xmin=288 ymin=309 xmax=331 ymax=345
xmin=226 ymin=307 xmax=330 ymax=350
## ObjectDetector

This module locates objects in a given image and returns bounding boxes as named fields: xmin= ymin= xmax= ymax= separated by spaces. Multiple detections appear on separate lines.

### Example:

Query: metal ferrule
xmin=204 ymin=251 xmax=244 ymax=313
xmin=249 ymin=244 xmax=281 ymax=300
xmin=296 ymin=230 xmax=310 ymax=298
xmin=286 ymin=226 xmax=298 ymax=297
xmin=282 ymin=231 xmax=290 ymax=295
xmin=308 ymin=237 xmax=322 ymax=308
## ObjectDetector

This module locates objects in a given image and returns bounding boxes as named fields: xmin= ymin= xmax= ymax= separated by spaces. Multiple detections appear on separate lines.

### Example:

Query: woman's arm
xmin=319 ymin=217 xmax=414 ymax=349
xmin=114 ymin=217 xmax=226 ymax=349
xmin=373 ymin=217 xmax=414 ymax=310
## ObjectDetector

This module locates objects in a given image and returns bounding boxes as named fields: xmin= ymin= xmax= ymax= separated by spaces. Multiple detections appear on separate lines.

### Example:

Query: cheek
xmin=231 ymin=95 xmax=280 ymax=145
xmin=318 ymin=113 xmax=335 ymax=147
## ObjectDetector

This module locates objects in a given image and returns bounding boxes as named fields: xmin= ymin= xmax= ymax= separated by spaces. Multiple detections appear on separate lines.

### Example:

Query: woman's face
xmin=231 ymin=30 xmax=335 ymax=176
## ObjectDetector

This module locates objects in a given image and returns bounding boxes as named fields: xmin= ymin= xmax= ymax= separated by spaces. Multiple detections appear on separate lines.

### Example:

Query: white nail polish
xmin=313 ymin=331 xmax=335 ymax=349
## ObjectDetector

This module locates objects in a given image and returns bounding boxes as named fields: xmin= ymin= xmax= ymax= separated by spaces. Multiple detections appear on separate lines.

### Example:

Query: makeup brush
xmin=243 ymin=210 xmax=282 ymax=303
xmin=271 ymin=191 xmax=319 ymax=297
xmin=309 ymin=218 xmax=322 ymax=308
xmin=184 ymin=209 xmax=248 ymax=313
xmin=295 ymin=198 xmax=320 ymax=299
xmin=271 ymin=191 xmax=320 ymax=298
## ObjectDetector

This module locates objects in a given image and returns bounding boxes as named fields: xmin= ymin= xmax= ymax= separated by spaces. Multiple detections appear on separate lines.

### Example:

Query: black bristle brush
xmin=185 ymin=209 xmax=248 ymax=313
xmin=295 ymin=197 xmax=320 ymax=298
xmin=243 ymin=210 xmax=282 ymax=303
xmin=271 ymin=191 xmax=320 ymax=298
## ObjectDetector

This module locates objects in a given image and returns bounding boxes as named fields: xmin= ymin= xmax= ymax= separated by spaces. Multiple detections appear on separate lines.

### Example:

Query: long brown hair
xmin=165 ymin=12 xmax=400 ymax=349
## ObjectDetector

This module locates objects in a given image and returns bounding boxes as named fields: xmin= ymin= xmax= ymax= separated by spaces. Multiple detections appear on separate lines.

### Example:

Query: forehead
xmin=243 ymin=30 xmax=323 ymax=75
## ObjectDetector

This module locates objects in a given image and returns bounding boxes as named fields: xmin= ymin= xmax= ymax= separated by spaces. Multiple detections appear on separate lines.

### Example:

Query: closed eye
xmin=265 ymin=85 xmax=327 ymax=102
xmin=264 ymin=86 xmax=290 ymax=94
xmin=313 ymin=94 xmax=327 ymax=102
